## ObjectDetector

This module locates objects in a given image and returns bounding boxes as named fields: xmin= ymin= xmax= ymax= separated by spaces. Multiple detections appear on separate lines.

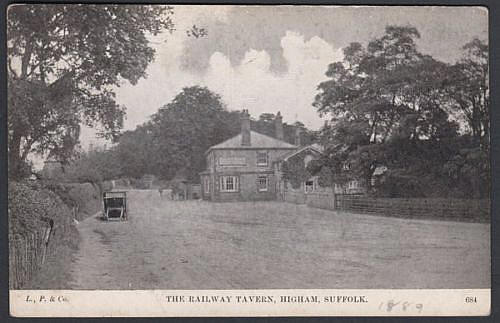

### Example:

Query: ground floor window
xmin=305 ymin=180 xmax=314 ymax=193
xmin=257 ymin=175 xmax=268 ymax=192
xmin=204 ymin=177 xmax=210 ymax=194
xmin=220 ymin=176 xmax=239 ymax=192
xmin=348 ymin=180 xmax=359 ymax=189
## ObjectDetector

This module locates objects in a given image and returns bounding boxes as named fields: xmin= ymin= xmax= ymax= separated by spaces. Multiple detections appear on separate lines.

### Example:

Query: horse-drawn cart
xmin=102 ymin=191 xmax=128 ymax=221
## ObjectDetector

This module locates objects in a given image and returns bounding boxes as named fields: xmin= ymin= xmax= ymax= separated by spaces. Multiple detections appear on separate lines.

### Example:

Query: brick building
xmin=200 ymin=110 xmax=372 ymax=202
xmin=200 ymin=110 xmax=298 ymax=201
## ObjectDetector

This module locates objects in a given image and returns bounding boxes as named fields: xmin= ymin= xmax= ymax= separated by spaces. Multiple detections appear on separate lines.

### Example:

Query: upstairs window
xmin=304 ymin=155 xmax=314 ymax=167
xmin=257 ymin=151 xmax=268 ymax=166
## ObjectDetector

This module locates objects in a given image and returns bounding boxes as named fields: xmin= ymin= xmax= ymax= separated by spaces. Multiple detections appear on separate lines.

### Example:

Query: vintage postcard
xmin=7 ymin=4 xmax=490 ymax=317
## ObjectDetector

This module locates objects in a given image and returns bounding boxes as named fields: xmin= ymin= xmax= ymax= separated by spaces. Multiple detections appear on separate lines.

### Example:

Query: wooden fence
xmin=9 ymin=227 xmax=51 ymax=289
xmin=306 ymin=192 xmax=336 ymax=210
xmin=283 ymin=190 xmax=307 ymax=204
xmin=9 ymin=206 xmax=75 ymax=289
xmin=283 ymin=191 xmax=489 ymax=222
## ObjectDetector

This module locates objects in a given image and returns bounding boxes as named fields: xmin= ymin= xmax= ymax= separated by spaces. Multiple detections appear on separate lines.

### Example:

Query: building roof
xmin=279 ymin=144 xmax=323 ymax=161
xmin=206 ymin=130 xmax=297 ymax=153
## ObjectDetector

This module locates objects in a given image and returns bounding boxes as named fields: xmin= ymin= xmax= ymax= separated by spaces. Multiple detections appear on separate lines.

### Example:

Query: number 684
xmin=465 ymin=297 xmax=477 ymax=303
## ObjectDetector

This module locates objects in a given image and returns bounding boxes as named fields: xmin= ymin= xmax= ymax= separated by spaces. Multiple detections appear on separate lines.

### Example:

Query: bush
xmin=8 ymin=159 xmax=33 ymax=180
xmin=64 ymin=183 xmax=102 ymax=219
xmin=8 ymin=181 xmax=72 ymax=237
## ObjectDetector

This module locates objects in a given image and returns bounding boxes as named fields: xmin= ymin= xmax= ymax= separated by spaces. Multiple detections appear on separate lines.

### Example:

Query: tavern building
xmin=200 ymin=110 xmax=291 ymax=201
xmin=200 ymin=110 xmax=329 ymax=201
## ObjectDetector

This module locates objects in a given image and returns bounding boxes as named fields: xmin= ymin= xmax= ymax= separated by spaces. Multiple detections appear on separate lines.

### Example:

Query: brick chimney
xmin=275 ymin=111 xmax=284 ymax=141
xmin=294 ymin=126 xmax=301 ymax=146
xmin=241 ymin=109 xmax=251 ymax=146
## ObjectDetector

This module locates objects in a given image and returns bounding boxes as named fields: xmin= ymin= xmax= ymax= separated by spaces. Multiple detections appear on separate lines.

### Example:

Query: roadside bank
xmin=9 ymin=180 xmax=104 ymax=289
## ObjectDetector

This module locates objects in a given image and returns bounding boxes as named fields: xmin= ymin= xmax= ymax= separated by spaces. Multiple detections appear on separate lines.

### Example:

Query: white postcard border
xmin=10 ymin=289 xmax=491 ymax=317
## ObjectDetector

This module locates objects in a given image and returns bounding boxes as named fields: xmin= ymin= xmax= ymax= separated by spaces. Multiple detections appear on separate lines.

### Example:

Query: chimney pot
xmin=275 ymin=111 xmax=284 ymax=141
xmin=241 ymin=109 xmax=251 ymax=146
xmin=295 ymin=127 xmax=301 ymax=146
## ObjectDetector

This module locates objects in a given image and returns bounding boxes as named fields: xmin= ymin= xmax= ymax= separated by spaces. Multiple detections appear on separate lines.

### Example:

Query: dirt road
xmin=69 ymin=190 xmax=490 ymax=289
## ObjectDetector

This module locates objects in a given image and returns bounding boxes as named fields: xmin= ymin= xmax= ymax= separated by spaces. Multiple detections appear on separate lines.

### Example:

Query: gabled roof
xmin=280 ymin=144 xmax=323 ymax=161
xmin=206 ymin=130 xmax=297 ymax=153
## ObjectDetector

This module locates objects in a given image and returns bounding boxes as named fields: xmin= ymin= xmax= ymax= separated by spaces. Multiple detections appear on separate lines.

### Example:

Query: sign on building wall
xmin=218 ymin=157 xmax=247 ymax=166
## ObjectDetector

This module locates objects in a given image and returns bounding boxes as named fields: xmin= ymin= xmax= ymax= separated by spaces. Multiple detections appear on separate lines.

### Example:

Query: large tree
xmin=447 ymin=38 xmax=489 ymax=150
xmin=252 ymin=113 xmax=316 ymax=145
xmin=113 ymin=125 xmax=156 ymax=179
xmin=312 ymin=25 xmax=469 ymax=197
xmin=7 ymin=4 xmax=174 ymax=178
xmin=138 ymin=86 xmax=241 ymax=181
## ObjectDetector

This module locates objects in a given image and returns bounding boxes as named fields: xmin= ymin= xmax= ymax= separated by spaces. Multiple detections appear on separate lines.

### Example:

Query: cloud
xmin=78 ymin=5 xmax=488 ymax=150
xmin=197 ymin=31 xmax=342 ymax=129
xmin=179 ymin=6 xmax=488 ymax=75
xmin=107 ymin=28 xmax=341 ymax=137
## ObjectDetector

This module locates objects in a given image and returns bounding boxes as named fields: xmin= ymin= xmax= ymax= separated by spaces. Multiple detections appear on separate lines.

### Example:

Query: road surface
xmin=69 ymin=190 xmax=490 ymax=289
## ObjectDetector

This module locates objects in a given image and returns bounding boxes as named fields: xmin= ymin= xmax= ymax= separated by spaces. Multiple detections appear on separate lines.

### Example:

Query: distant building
xmin=200 ymin=110 xmax=298 ymax=201
xmin=141 ymin=174 xmax=155 ymax=189
xmin=275 ymin=144 xmax=325 ymax=199
xmin=41 ymin=157 xmax=63 ymax=179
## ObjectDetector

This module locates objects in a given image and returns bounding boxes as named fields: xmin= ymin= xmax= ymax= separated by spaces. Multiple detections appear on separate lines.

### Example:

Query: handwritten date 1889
xmin=379 ymin=300 xmax=423 ymax=313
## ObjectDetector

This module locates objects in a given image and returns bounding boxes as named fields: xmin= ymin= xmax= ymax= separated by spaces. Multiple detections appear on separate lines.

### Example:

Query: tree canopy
xmin=7 ymin=4 xmax=175 ymax=178
xmin=312 ymin=25 xmax=489 ymax=198
xmin=141 ymin=86 xmax=242 ymax=181
xmin=93 ymin=86 xmax=314 ymax=183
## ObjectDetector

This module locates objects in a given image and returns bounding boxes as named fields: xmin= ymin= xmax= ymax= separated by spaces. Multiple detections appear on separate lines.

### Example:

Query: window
xmin=304 ymin=155 xmax=314 ymax=167
xmin=204 ymin=177 xmax=210 ymax=194
xmin=220 ymin=176 xmax=239 ymax=192
xmin=305 ymin=180 xmax=314 ymax=193
xmin=257 ymin=151 xmax=268 ymax=166
xmin=348 ymin=181 xmax=358 ymax=189
xmin=257 ymin=175 xmax=268 ymax=192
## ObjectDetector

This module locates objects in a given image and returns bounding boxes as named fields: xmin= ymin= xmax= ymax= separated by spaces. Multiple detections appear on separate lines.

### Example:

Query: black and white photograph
xmin=6 ymin=4 xmax=491 ymax=317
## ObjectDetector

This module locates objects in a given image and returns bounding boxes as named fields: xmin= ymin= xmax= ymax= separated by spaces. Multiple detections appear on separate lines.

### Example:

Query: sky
xmin=78 ymin=5 xmax=488 ymax=150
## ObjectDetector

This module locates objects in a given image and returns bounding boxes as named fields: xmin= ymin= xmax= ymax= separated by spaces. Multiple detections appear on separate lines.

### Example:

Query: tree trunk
xmin=471 ymin=97 xmax=482 ymax=147
xmin=8 ymin=129 xmax=23 ymax=179
xmin=9 ymin=37 xmax=33 ymax=179
xmin=20 ymin=39 xmax=33 ymax=79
